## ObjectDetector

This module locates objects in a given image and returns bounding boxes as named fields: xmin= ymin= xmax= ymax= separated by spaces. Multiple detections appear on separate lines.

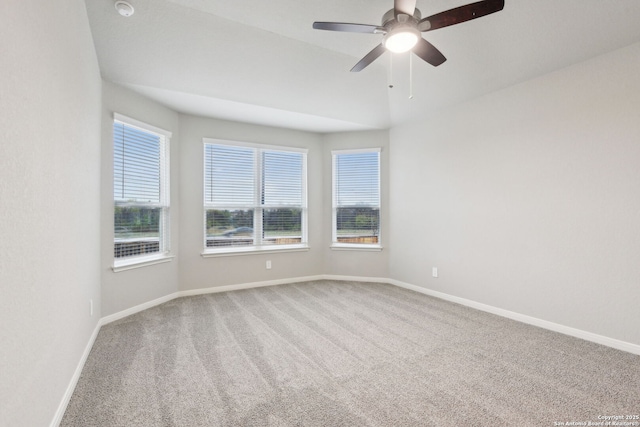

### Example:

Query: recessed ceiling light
xmin=115 ymin=1 xmax=135 ymax=17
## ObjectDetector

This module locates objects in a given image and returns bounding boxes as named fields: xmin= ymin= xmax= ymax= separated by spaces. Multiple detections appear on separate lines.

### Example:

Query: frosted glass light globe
xmin=384 ymin=30 xmax=419 ymax=53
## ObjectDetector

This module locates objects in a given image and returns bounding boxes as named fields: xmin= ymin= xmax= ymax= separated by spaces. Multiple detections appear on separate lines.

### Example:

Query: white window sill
xmin=202 ymin=244 xmax=309 ymax=258
xmin=112 ymin=254 xmax=174 ymax=272
xmin=330 ymin=244 xmax=383 ymax=252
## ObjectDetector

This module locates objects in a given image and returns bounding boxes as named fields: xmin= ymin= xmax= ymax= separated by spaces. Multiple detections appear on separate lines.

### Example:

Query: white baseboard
xmin=99 ymin=275 xmax=326 ymax=326
xmin=100 ymin=292 xmax=181 ymax=325
xmin=387 ymin=278 xmax=640 ymax=356
xmin=321 ymin=274 xmax=390 ymax=283
xmin=50 ymin=321 xmax=101 ymax=427
xmin=99 ymin=274 xmax=393 ymax=327
xmin=179 ymin=275 xmax=325 ymax=297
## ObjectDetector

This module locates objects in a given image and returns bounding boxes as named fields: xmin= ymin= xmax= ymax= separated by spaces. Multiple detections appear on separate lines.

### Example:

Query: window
xmin=113 ymin=114 xmax=171 ymax=267
xmin=332 ymin=148 xmax=381 ymax=249
xmin=203 ymin=140 xmax=307 ymax=254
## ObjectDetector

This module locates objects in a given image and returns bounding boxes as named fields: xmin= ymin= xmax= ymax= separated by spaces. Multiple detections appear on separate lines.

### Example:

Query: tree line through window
xmin=332 ymin=149 xmax=381 ymax=246
xmin=113 ymin=115 xmax=170 ymax=262
xmin=113 ymin=120 xmax=381 ymax=262
xmin=203 ymin=141 xmax=307 ymax=251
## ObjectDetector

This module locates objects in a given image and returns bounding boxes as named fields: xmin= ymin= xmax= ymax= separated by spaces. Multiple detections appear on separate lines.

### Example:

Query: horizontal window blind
xmin=333 ymin=149 xmax=381 ymax=245
xmin=114 ymin=122 xmax=162 ymax=204
xmin=334 ymin=151 xmax=380 ymax=207
xmin=204 ymin=141 xmax=307 ymax=251
xmin=204 ymin=144 xmax=255 ymax=207
xmin=262 ymin=150 xmax=303 ymax=207
xmin=113 ymin=118 xmax=170 ymax=260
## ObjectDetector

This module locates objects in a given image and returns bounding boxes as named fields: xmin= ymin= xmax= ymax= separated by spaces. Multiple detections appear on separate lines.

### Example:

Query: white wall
xmin=101 ymin=81 xmax=181 ymax=317
xmin=0 ymin=0 xmax=102 ymax=425
xmin=178 ymin=115 xmax=325 ymax=291
xmin=99 ymin=102 xmax=392 ymax=300
xmin=322 ymin=131 xmax=391 ymax=278
xmin=389 ymin=42 xmax=640 ymax=346
xmin=98 ymin=106 xmax=392 ymax=301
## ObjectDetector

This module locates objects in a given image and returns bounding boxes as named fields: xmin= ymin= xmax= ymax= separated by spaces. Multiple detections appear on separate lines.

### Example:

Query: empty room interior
xmin=2 ymin=0 xmax=640 ymax=426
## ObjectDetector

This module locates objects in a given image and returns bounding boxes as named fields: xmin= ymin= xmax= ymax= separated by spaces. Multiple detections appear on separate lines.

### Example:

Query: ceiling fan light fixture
xmin=384 ymin=27 xmax=419 ymax=53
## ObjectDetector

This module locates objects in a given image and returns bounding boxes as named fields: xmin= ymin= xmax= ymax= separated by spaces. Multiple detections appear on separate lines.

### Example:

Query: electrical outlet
xmin=432 ymin=267 xmax=438 ymax=278
xmin=266 ymin=260 xmax=272 ymax=270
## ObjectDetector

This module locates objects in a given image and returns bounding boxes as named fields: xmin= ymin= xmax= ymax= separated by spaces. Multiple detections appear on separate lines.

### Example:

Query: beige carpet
xmin=61 ymin=280 xmax=640 ymax=426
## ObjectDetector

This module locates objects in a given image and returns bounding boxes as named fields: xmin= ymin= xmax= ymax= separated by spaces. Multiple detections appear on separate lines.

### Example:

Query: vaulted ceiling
xmin=86 ymin=0 xmax=640 ymax=132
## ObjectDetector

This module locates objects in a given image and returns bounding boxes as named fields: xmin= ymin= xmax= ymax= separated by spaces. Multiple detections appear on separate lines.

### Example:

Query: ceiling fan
xmin=313 ymin=0 xmax=504 ymax=72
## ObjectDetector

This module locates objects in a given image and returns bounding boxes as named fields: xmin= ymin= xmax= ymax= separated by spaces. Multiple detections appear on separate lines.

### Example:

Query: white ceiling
xmin=86 ymin=0 xmax=640 ymax=133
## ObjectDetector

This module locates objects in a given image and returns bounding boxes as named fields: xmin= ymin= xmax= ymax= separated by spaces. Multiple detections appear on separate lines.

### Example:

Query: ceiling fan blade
xmin=412 ymin=38 xmax=447 ymax=67
xmin=313 ymin=22 xmax=384 ymax=34
xmin=418 ymin=0 xmax=504 ymax=32
xmin=351 ymin=44 xmax=386 ymax=72
xmin=394 ymin=0 xmax=417 ymax=17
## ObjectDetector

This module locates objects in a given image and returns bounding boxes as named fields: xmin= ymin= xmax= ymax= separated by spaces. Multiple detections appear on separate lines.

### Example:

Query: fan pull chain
xmin=409 ymin=53 xmax=413 ymax=99
xmin=388 ymin=53 xmax=394 ymax=89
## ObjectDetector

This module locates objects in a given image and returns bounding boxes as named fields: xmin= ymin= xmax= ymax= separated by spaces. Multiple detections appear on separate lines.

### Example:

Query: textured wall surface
xmin=0 ymin=0 xmax=102 ymax=425
xmin=390 ymin=42 xmax=640 ymax=346
xmin=321 ymin=130 xmax=391 ymax=279
xmin=177 ymin=115 xmax=325 ymax=292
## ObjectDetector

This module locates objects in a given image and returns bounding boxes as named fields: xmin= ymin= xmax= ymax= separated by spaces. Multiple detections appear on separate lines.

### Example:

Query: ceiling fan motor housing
xmin=382 ymin=8 xmax=422 ymax=27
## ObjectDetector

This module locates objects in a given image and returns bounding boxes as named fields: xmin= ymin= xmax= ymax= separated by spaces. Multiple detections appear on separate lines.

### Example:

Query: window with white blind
xmin=113 ymin=114 xmax=171 ymax=267
xmin=203 ymin=140 xmax=307 ymax=254
xmin=332 ymin=148 xmax=381 ymax=249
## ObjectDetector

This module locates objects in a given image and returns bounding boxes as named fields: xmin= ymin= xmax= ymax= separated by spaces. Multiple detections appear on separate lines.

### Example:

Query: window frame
xmin=112 ymin=113 xmax=173 ymax=271
xmin=331 ymin=147 xmax=382 ymax=251
xmin=201 ymin=138 xmax=309 ymax=257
